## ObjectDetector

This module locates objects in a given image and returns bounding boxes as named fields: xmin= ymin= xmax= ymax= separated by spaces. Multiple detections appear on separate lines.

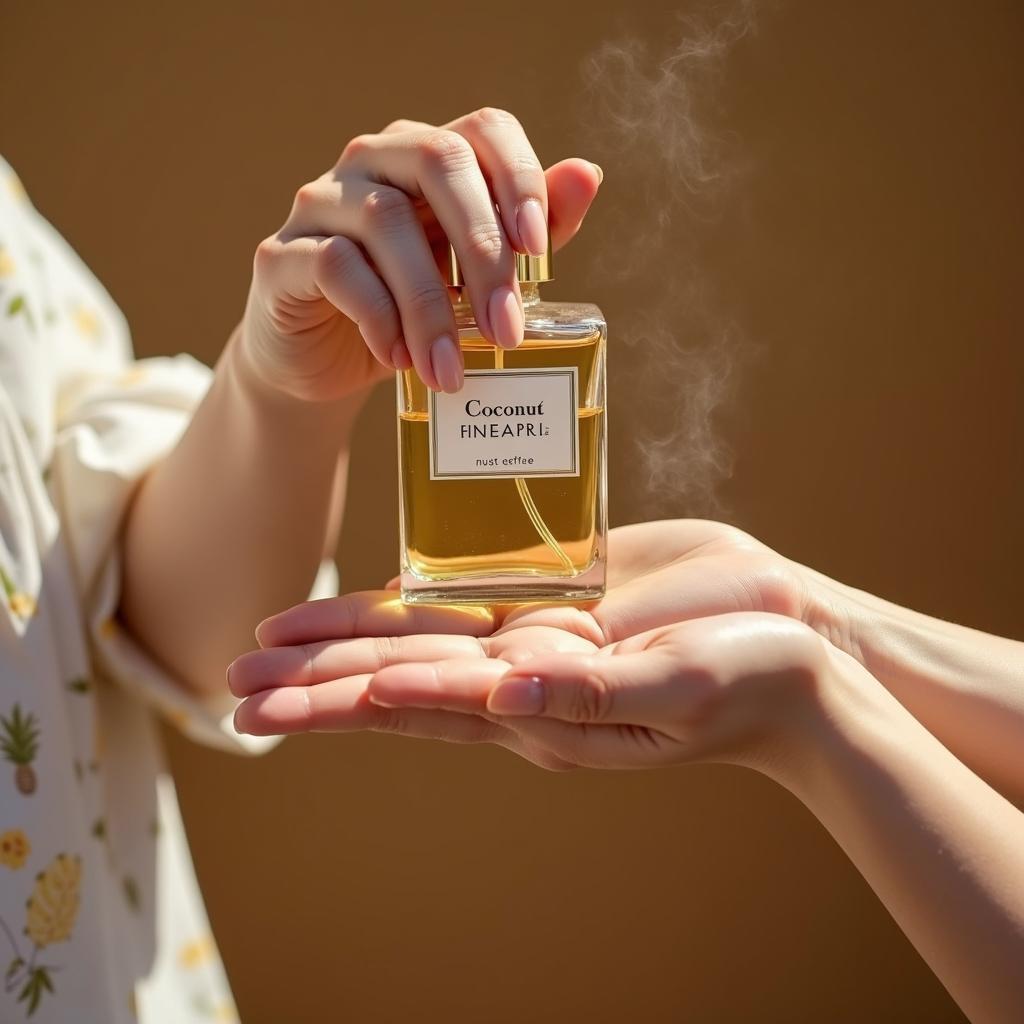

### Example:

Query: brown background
xmin=4 ymin=1 xmax=1022 ymax=1020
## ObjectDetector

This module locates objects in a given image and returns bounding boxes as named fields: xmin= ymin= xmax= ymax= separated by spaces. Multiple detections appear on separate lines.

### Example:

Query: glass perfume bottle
xmin=397 ymin=243 xmax=607 ymax=605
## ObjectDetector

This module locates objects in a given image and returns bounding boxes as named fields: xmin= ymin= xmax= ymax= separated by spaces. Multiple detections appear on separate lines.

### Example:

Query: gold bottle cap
xmin=445 ymin=238 xmax=553 ymax=287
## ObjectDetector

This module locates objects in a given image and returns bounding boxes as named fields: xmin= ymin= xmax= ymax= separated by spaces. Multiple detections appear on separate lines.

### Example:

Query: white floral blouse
xmin=0 ymin=157 xmax=329 ymax=1023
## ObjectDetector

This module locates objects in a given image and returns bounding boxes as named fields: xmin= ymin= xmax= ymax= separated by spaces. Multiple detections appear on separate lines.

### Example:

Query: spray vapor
xmin=579 ymin=1 xmax=757 ymax=517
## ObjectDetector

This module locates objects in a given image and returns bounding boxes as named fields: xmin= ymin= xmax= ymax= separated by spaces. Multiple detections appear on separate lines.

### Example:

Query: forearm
xmin=120 ymin=329 xmax=365 ymax=693
xmin=805 ymin=567 xmax=1024 ymax=804
xmin=790 ymin=655 xmax=1024 ymax=1024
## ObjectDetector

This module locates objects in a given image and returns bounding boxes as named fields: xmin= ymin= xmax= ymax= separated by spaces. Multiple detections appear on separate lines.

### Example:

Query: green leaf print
xmin=66 ymin=678 xmax=91 ymax=695
xmin=5 ymin=295 xmax=34 ymax=331
xmin=123 ymin=876 xmax=140 ymax=913
xmin=17 ymin=966 xmax=53 ymax=1017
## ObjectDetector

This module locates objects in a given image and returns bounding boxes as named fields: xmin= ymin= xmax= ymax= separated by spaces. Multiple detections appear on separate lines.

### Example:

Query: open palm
xmin=229 ymin=521 xmax=834 ymax=771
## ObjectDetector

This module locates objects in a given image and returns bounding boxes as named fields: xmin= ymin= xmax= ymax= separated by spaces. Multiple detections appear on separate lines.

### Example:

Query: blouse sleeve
xmin=49 ymin=356 xmax=340 ymax=755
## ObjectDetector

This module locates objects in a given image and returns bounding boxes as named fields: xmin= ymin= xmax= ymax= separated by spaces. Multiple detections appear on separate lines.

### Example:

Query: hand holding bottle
xmin=226 ymin=520 xmax=841 ymax=776
xmin=236 ymin=110 xmax=601 ymax=402
xmin=229 ymin=519 xmax=1024 ymax=800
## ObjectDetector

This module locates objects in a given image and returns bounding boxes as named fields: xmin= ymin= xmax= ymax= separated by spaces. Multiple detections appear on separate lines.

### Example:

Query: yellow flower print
xmin=70 ymin=303 xmax=102 ymax=341
xmin=0 ymin=829 xmax=30 ymax=869
xmin=26 ymin=853 xmax=82 ymax=948
xmin=0 ymin=248 xmax=13 ymax=277
xmin=0 ymin=567 xmax=36 ymax=622
xmin=117 ymin=366 xmax=149 ymax=388
xmin=179 ymin=934 xmax=216 ymax=970
xmin=7 ymin=593 xmax=36 ymax=619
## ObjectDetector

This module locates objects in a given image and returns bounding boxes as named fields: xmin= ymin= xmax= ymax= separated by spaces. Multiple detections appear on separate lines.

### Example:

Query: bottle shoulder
xmin=454 ymin=298 xmax=605 ymax=342
xmin=525 ymin=299 xmax=605 ymax=332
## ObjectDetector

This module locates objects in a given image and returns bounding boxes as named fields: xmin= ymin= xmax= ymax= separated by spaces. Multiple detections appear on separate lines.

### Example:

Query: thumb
xmin=486 ymin=648 xmax=689 ymax=725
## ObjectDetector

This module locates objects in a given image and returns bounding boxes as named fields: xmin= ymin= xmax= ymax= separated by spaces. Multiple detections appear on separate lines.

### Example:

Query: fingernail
xmin=390 ymin=341 xmax=413 ymax=371
xmin=591 ymin=162 xmax=604 ymax=185
xmin=488 ymin=286 xmax=524 ymax=350
xmin=487 ymin=676 xmax=544 ymax=716
xmin=516 ymin=198 xmax=548 ymax=256
xmin=429 ymin=334 xmax=463 ymax=393
xmin=254 ymin=619 xmax=272 ymax=647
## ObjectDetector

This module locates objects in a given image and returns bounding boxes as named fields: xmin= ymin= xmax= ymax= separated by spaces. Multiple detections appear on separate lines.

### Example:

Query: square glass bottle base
xmin=400 ymin=561 xmax=605 ymax=606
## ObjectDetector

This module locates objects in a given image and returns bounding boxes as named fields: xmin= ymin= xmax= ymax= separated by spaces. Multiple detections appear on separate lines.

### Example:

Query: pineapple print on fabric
xmin=1 ymin=706 xmax=39 ymax=797
xmin=0 ymin=852 xmax=83 ymax=1017
xmin=0 ymin=156 xmax=292 ymax=1022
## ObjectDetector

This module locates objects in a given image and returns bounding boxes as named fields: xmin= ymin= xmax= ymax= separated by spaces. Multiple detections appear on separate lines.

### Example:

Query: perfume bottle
xmin=397 ymin=242 xmax=607 ymax=605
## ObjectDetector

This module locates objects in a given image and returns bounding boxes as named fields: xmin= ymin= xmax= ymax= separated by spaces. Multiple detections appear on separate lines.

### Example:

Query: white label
xmin=429 ymin=367 xmax=579 ymax=480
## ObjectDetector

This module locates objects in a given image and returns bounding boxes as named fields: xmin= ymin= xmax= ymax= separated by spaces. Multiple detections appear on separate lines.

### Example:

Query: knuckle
xmin=360 ymin=187 xmax=415 ymax=233
xmin=463 ymin=221 xmax=506 ymax=262
xmin=472 ymin=106 xmax=519 ymax=130
xmin=339 ymin=133 xmax=374 ymax=163
xmin=401 ymin=279 xmax=450 ymax=317
xmin=315 ymin=235 xmax=362 ymax=280
xmin=506 ymin=152 xmax=543 ymax=179
xmin=252 ymin=235 xmax=283 ymax=276
xmin=372 ymin=635 xmax=399 ymax=669
xmin=382 ymin=118 xmax=417 ymax=134
xmin=418 ymin=130 xmax=475 ymax=175
xmin=362 ymin=287 xmax=398 ymax=325
xmin=293 ymin=181 xmax=322 ymax=212
xmin=566 ymin=671 xmax=613 ymax=723
xmin=373 ymin=709 xmax=409 ymax=735
xmin=751 ymin=559 xmax=805 ymax=618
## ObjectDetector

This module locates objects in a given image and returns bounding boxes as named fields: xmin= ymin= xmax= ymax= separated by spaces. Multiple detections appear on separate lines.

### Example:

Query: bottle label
xmin=429 ymin=367 xmax=580 ymax=480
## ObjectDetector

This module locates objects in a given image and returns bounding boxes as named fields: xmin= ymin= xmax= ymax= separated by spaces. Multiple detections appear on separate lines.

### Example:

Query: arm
xmin=120 ymin=330 xmax=362 ymax=695
xmin=807 ymin=568 xmax=1024 ymax=805
xmin=800 ymin=646 xmax=1024 ymax=1024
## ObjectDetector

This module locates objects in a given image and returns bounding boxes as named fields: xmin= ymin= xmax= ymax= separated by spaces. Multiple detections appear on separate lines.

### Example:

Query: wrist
xmin=227 ymin=325 xmax=367 ymax=437
xmin=775 ymin=641 xmax=901 ymax=805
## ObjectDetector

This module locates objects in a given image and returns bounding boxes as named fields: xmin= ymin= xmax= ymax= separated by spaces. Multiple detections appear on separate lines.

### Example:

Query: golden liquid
xmin=399 ymin=330 xmax=604 ymax=581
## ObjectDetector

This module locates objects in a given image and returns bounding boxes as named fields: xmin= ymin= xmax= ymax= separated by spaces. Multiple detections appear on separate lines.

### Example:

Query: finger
xmin=255 ymin=591 xmax=496 ymax=649
xmin=233 ymin=673 xmax=510 ymax=746
xmin=363 ymin=624 xmax=597 ymax=710
xmin=284 ymin=178 xmax=458 ymax=390
xmin=339 ymin=129 xmax=524 ymax=350
xmin=368 ymin=658 xmax=511 ymax=714
xmin=254 ymin=233 xmax=409 ymax=370
xmin=445 ymin=108 xmax=549 ymax=256
xmin=484 ymin=648 xmax=687 ymax=725
xmin=228 ymin=633 xmax=493 ymax=698
xmin=544 ymin=159 xmax=602 ymax=251
xmin=487 ymin=614 xmax=824 ymax=727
